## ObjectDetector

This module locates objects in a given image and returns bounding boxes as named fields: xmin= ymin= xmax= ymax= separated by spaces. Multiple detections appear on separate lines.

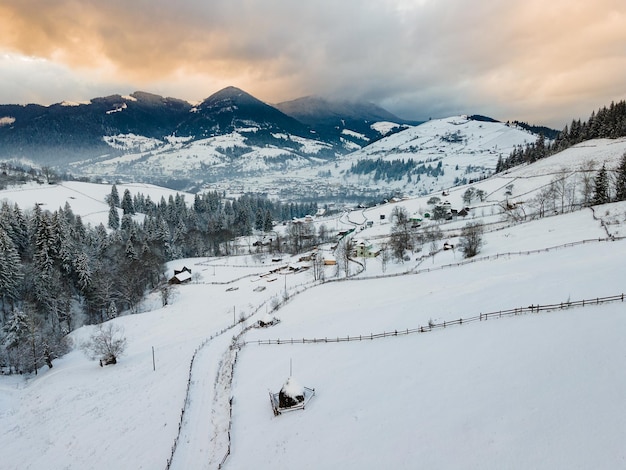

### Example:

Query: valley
xmin=1 ymin=136 xmax=625 ymax=469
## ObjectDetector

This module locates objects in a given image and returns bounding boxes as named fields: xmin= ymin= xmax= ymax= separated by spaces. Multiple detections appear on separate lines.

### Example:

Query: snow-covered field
xmin=1 ymin=140 xmax=626 ymax=469
xmin=0 ymin=181 xmax=194 ymax=228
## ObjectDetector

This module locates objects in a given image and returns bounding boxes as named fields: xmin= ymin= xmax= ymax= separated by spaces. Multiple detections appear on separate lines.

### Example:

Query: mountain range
xmin=0 ymin=86 xmax=413 ymax=166
xmin=0 ymin=86 xmax=548 ymax=198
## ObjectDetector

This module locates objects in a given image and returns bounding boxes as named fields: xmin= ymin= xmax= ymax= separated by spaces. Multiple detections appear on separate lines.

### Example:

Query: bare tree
xmin=311 ymin=251 xmax=325 ymax=282
xmin=84 ymin=323 xmax=127 ymax=366
xmin=389 ymin=206 xmax=413 ymax=261
xmin=287 ymin=221 xmax=315 ymax=254
xmin=379 ymin=243 xmax=391 ymax=273
xmin=550 ymin=168 xmax=575 ymax=213
xmin=334 ymin=238 xmax=353 ymax=278
xmin=580 ymin=159 xmax=597 ymax=206
xmin=318 ymin=223 xmax=328 ymax=243
xmin=499 ymin=201 xmax=526 ymax=223
xmin=531 ymin=185 xmax=556 ymax=218
xmin=462 ymin=187 xmax=476 ymax=205
xmin=458 ymin=222 xmax=485 ymax=258
xmin=41 ymin=166 xmax=57 ymax=184
xmin=160 ymin=285 xmax=172 ymax=307
xmin=475 ymin=188 xmax=486 ymax=202
xmin=419 ymin=224 xmax=443 ymax=247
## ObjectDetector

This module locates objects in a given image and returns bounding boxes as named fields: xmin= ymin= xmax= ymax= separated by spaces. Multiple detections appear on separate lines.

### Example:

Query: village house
xmin=409 ymin=212 xmax=423 ymax=227
xmin=169 ymin=266 xmax=192 ymax=284
xmin=354 ymin=240 xmax=379 ymax=258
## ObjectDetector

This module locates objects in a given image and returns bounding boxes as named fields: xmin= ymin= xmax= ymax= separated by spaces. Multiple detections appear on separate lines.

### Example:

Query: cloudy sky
xmin=1 ymin=0 xmax=625 ymax=128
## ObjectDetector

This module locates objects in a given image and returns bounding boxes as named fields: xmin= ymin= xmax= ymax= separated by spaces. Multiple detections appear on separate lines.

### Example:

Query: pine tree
xmin=3 ymin=309 xmax=29 ymax=350
xmin=107 ymin=301 xmax=118 ymax=320
xmin=74 ymin=252 xmax=91 ymax=292
xmin=109 ymin=184 xmax=120 ymax=207
xmin=108 ymin=203 xmax=120 ymax=230
xmin=120 ymin=214 xmax=133 ymax=233
xmin=592 ymin=164 xmax=610 ymax=205
xmin=10 ymin=204 xmax=29 ymax=259
xmin=263 ymin=210 xmax=274 ymax=232
xmin=121 ymin=189 xmax=135 ymax=215
xmin=255 ymin=209 xmax=264 ymax=231
xmin=615 ymin=152 xmax=626 ymax=201
xmin=2 ymin=309 xmax=41 ymax=374
xmin=0 ymin=227 xmax=22 ymax=311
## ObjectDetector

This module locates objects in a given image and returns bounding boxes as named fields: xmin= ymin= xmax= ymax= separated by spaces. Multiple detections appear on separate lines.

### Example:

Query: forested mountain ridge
xmin=497 ymin=100 xmax=626 ymax=172
xmin=0 ymin=91 xmax=192 ymax=164
xmin=275 ymin=95 xmax=418 ymax=144
xmin=0 ymin=87 xmax=404 ymax=170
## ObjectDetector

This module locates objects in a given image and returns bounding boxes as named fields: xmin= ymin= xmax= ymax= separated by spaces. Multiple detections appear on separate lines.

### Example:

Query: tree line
xmin=349 ymin=158 xmax=444 ymax=182
xmin=0 ymin=186 xmax=318 ymax=374
xmin=497 ymin=100 xmax=626 ymax=172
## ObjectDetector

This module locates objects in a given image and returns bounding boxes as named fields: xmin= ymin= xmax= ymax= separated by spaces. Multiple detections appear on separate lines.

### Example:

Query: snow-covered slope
xmin=334 ymin=115 xmax=539 ymax=192
xmin=0 ymin=181 xmax=194 ymax=227
xmin=204 ymin=115 xmax=541 ymax=202
xmin=78 ymin=130 xmax=334 ymax=182
xmin=67 ymin=114 xmax=541 ymax=199
xmin=1 ymin=140 xmax=626 ymax=469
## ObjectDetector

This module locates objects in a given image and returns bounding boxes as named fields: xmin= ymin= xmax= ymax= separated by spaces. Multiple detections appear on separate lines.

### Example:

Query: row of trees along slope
xmin=496 ymin=100 xmax=626 ymax=172
xmin=0 ymin=180 xmax=322 ymax=375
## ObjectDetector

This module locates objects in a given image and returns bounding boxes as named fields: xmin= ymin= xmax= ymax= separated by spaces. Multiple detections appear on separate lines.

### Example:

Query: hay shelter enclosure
xmin=269 ymin=377 xmax=315 ymax=416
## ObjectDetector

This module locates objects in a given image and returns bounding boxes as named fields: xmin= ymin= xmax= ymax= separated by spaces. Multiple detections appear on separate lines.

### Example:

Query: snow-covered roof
xmin=173 ymin=271 xmax=192 ymax=283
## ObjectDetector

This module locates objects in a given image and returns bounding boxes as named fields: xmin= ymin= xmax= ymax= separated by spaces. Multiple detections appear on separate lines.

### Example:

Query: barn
xmin=169 ymin=266 xmax=192 ymax=284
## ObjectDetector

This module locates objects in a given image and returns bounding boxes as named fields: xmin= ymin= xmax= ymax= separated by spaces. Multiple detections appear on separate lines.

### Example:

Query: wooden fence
xmin=239 ymin=293 xmax=625 ymax=347
xmin=351 ymin=236 xmax=622 ymax=282
xmin=164 ymin=302 xmax=264 ymax=470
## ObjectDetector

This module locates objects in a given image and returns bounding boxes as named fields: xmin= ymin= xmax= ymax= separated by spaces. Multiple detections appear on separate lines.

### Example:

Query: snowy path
xmin=170 ymin=332 xmax=231 ymax=469
xmin=167 ymin=312 xmax=260 ymax=470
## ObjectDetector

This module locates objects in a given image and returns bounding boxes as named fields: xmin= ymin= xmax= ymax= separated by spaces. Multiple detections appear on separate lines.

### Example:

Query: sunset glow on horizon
xmin=1 ymin=0 xmax=625 ymax=128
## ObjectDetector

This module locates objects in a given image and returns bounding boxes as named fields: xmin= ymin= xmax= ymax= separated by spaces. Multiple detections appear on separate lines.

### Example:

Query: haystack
xmin=278 ymin=376 xmax=305 ymax=408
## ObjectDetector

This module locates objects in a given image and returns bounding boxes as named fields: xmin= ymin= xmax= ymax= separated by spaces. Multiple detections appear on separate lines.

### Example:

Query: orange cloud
xmin=1 ymin=0 xmax=625 ymax=126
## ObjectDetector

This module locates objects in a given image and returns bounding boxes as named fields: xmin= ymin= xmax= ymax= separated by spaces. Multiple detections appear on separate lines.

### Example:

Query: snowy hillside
xmin=77 ymin=130 xmax=335 ymax=182
xmin=204 ymin=115 xmax=541 ymax=203
xmin=327 ymin=115 xmax=539 ymax=194
xmin=62 ymin=113 xmax=543 ymax=202
xmin=1 ymin=140 xmax=626 ymax=469
xmin=0 ymin=181 xmax=194 ymax=228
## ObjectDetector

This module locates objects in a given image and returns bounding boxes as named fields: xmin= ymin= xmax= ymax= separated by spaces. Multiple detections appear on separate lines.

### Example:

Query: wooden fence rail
xmin=351 ymin=236 xmax=623 ymax=282
xmin=239 ymin=293 xmax=625 ymax=347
